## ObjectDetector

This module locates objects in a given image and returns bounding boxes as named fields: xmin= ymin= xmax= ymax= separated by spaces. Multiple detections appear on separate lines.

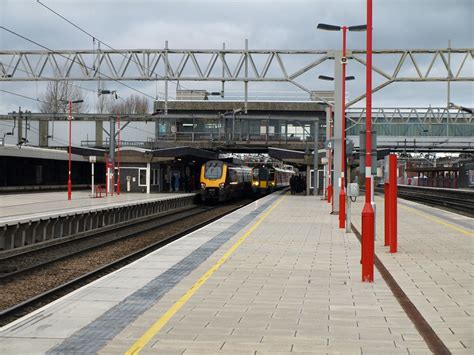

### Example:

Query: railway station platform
xmin=0 ymin=191 xmax=472 ymax=354
xmin=0 ymin=191 xmax=197 ymax=252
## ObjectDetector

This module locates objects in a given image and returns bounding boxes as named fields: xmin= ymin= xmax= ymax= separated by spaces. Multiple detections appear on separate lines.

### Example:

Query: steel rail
xmin=373 ymin=187 xmax=473 ymax=217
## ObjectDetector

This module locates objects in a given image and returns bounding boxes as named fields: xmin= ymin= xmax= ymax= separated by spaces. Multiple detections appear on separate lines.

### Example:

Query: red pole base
xmin=327 ymin=184 xmax=332 ymax=203
xmin=389 ymin=154 xmax=398 ymax=253
xmin=384 ymin=183 xmax=389 ymax=246
xmin=67 ymin=178 xmax=72 ymax=201
xmin=361 ymin=202 xmax=375 ymax=282
xmin=339 ymin=188 xmax=346 ymax=228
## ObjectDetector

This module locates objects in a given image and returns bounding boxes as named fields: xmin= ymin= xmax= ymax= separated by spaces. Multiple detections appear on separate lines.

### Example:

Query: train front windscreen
xmin=253 ymin=167 xmax=269 ymax=181
xmin=204 ymin=161 xmax=224 ymax=179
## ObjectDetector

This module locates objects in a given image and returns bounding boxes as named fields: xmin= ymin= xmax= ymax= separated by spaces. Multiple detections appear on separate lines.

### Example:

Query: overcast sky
xmin=0 ymin=0 xmax=472 ymax=145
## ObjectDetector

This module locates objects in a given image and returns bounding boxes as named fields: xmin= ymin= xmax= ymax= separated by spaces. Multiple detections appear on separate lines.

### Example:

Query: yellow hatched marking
xmin=399 ymin=204 xmax=474 ymax=237
xmin=125 ymin=196 xmax=284 ymax=355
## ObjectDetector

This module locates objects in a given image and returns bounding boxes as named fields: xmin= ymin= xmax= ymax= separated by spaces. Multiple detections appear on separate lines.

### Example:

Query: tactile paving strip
xmin=46 ymin=195 xmax=279 ymax=354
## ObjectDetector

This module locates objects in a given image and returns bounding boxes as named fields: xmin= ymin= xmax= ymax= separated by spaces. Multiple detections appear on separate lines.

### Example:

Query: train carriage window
xmin=229 ymin=169 xmax=238 ymax=183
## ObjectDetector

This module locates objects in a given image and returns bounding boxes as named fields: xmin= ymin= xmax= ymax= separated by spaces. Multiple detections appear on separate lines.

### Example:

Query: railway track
xmin=374 ymin=186 xmax=474 ymax=217
xmin=0 ymin=199 xmax=254 ymax=325
xmin=0 ymin=205 xmax=209 ymax=281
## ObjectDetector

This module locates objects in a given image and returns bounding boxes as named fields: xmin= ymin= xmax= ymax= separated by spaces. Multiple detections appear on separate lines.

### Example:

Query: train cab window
xmin=252 ymin=168 xmax=259 ymax=180
xmin=269 ymin=170 xmax=275 ymax=181
xmin=204 ymin=161 xmax=223 ymax=179
xmin=259 ymin=167 xmax=269 ymax=181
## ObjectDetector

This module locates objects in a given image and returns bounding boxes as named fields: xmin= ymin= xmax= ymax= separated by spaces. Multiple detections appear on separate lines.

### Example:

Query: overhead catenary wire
xmin=36 ymin=0 xmax=194 ymax=96
xmin=0 ymin=26 xmax=158 ymax=101
xmin=0 ymin=89 xmax=49 ymax=104
xmin=2 ymin=62 xmax=133 ymax=114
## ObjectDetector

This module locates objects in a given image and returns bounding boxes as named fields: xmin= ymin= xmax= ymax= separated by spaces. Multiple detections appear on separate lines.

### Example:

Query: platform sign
xmin=89 ymin=155 xmax=97 ymax=163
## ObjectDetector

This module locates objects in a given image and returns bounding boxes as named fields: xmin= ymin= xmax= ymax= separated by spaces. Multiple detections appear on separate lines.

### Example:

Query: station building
xmin=0 ymin=144 xmax=105 ymax=192
xmin=117 ymin=146 xmax=217 ymax=193
xmin=0 ymin=143 xmax=217 ymax=194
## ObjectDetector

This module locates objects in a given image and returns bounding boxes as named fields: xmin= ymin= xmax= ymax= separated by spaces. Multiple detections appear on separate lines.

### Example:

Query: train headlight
xmin=219 ymin=182 xmax=225 ymax=189
xmin=200 ymin=182 xmax=206 ymax=189
xmin=252 ymin=181 xmax=259 ymax=186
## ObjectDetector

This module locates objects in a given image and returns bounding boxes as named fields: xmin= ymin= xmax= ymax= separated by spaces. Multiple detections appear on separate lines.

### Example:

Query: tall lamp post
xmin=362 ymin=0 xmax=375 ymax=282
xmin=317 ymin=22 xmax=366 ymax=229
xmin=60 ymin=99 xmax=84 ymax=201
xmin=98 ymin=90 xmax=119 ymax=195
xmin=117 ymin=111 xmax=121 ymax=195
xmin=318 ymin=74 xmax=355 ymax=225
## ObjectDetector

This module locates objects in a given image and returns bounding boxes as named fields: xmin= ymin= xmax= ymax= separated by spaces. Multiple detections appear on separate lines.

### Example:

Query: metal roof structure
xmin=0 ymin=144 xmax=88 ymax=162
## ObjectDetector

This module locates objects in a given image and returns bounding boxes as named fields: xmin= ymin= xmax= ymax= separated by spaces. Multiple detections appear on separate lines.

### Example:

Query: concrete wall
xmin=119 ymin=163 xmax=160 ymax=193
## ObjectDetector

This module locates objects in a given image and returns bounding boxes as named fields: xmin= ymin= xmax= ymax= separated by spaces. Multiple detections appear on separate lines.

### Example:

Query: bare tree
xmin=96 ymin=93 xmax=113 ymax=114
xmin=111 ymin=94 xmax=149 ymax=114
xmin=38 ymin=81 xmax=87 ymax=113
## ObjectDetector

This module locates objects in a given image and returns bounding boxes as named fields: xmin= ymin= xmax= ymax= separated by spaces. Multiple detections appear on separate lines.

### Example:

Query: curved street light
xmin=59 ymin=98 xmax=84 ymax=200
xmin=317 ymin=22 xmax=366 ymax=229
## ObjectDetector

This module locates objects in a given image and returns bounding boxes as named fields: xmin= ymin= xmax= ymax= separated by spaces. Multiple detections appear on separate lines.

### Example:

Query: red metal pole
xmin=117 ymin=112 xmax=121 ymax=195
xmin=383 ymin=182 xmax=390 ymax=246
xmin=384 ymin=182 xmax=389 ymax=246
xmin=68 ymin=99 xmax=72 ymax=201
xmin=362 ymin=0 xmax=375 ymax=282
xmin=110 ymin=126 xmax=114 ymax=197
xmin=389 ymin=154 xmax=398 ymax=253
xmin=339 ymin=26 xmax=347 ymax=228
xmin=105 ymin=153 xmax=109 ymax=197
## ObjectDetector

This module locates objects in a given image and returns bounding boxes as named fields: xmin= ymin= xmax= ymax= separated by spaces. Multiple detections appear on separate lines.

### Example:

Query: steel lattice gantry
xmin=1 ymin=47 xmax=473 ymax=106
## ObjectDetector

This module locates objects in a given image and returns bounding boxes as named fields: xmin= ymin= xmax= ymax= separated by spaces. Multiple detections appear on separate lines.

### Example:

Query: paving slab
xmin=350 ymin=194 xmax=473 ymax=353
xmin=0 ymin=192 xmax=279 ymax=353
xmin=2 ymin=192 xmax=469 ymax=354
xmin=96 ymin=195 xmax=420 ymax=354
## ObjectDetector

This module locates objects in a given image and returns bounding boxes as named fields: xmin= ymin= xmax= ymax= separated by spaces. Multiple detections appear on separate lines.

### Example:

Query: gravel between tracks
xmin=0 ymin=201 xmax=248 ymax=317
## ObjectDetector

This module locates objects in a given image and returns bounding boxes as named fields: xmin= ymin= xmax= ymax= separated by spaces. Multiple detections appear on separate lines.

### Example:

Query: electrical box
xmin=347 ymin=183 xmax=359 ymax=197
xmin=377 ymin=167 xmax=383 ymax=177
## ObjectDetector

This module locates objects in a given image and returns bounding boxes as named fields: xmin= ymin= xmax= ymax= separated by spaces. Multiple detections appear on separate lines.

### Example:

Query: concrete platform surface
xmin=0 ymin=191 xmax=196 ymax=225
xmin=0 ymin=192 xmax=472 ymax=354
xmin=351 ymin=195 xmax=473 ymax=354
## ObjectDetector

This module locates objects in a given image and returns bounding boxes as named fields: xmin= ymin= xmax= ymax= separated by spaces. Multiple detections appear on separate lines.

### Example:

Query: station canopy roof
xmin=1 ymin=144 xmax=218 ymax=164
xmin=268 ymin=147 xmax=319 ymax=166
xmin=0 ymin=144 xmax=88 ymax=162
xmin=117 ymin=146 xmax=218 ymax=163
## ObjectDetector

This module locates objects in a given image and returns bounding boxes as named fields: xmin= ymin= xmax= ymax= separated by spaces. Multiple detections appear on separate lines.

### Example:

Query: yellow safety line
xmin=125 ymin=196 xmax=284 ymax=355
xmin=399 ymin=204 xmax=474 ymax=237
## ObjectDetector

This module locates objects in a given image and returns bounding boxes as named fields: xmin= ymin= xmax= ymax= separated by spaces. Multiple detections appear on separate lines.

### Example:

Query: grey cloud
xmin=0 ymin=0 xmax=472 ymax=141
